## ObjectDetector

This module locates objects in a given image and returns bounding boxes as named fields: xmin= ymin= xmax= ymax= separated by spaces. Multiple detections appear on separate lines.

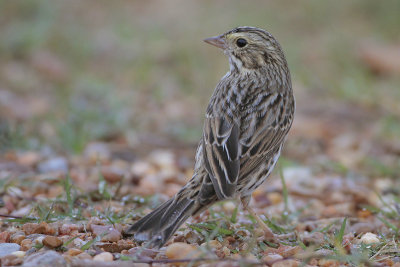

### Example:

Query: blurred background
xmin=0 ymin=0 xmax=399 ymax=177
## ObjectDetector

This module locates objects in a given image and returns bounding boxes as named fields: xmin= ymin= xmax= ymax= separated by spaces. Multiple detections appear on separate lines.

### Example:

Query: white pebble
xmin=222 ymin=201 xmax=236 ymax=213
xmin=11 ymin=251 xmax=26 ymax=258
xmin=360 ymin=232 xmax=380 ymax=244
xmin=93 ymin=252 xmax=113 ymax=261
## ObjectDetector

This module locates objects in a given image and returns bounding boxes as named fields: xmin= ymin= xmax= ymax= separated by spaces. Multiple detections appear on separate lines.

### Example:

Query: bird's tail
xmin=127 ymin=196 xmax=200 ymax=248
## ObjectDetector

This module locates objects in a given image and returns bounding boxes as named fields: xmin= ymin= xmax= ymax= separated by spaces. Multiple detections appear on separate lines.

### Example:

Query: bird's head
xmin=204 ymin=26 xmax=287 ymax=72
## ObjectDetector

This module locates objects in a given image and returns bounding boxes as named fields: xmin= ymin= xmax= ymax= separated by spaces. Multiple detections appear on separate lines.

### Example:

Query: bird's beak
xmin=203 ymin=35 xmax=226 ymax=49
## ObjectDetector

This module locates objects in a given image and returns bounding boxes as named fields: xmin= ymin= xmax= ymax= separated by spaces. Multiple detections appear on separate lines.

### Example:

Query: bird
xmin=127 ymin=26 xmax=295 ymax=248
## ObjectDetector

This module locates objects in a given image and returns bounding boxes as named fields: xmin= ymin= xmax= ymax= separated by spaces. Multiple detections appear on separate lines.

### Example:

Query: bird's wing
xmin=238 ymin=91 xmax=294 ymax=179
xmin=202 ymin=116 xmax=240 ymax=199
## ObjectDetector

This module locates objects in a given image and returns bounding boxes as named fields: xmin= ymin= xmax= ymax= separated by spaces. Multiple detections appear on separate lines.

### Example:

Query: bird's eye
xmin=236 ymin=38 xmax=247 ymax=48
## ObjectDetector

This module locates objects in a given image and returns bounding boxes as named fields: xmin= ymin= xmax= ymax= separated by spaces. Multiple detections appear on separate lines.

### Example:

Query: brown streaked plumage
xmin=127 ymin=26 xmax=295 ymax=248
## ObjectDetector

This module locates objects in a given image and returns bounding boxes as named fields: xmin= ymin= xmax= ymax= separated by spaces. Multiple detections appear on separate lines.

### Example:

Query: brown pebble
xmin=20 ymin=239 xmax=33 ymax=251
xmin=101 ymin=166 xmax=124 ymax=184
xmin=165 ymin=242 xmax=200 ymax=265
xmin=43 ymin=236 xmax=63 ymax=248
xmin=91 ymin=224 xmax=121 ymax=242
xmin=10 ymin=234 xmax=26 ymax=245
xmin=67 ymin=248 xmax=83 ymax=256
xmin=22 ymin=222 xmax=54 ymax=235
xmin=0 ymin=231 xmax=11 ymax=243
xmin=272 ymin=259 xmax=300 ymax=267
xmin=0 ymin=254 xmax=23 ymax=266
xmin=318 ymin=258 xmax=340 ymax=267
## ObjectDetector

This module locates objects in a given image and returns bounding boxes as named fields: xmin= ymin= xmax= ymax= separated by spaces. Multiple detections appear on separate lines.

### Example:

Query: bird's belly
xmin=238 ymin=147 xmax=282 ymax=196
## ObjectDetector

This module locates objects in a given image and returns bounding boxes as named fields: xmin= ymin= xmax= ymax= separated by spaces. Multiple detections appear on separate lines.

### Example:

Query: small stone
xmin=268 ymin=192 xmax=283 ymax=205
xmin=263 ymin=254 xmax=283 ymax=265
xmin=93 ymin=252 xmax=113 ymax=262
xmin=37 ymin=157 xmax=68 ymax=173
xmin=17 ymin=151 xmax=41 ymax=167
xmin=350 ymin=222 xmax=377 ymax=234
xmin=83 ymin=142 xmax=111 ymax=164
xmin=75 ymin=252 xmax=92 ymax=260
xmin=34 ymin=235 xmax=45 ymax=246
xmin=165 ymin=242 xmax=200 ymax=261
xmin=97 ymin=240 xmax=134 ymax=253
xmin=101 ymin=166 xmax=125 ymax=184
xmin=360 ymin=232 xmax=380 ymax=245
xmin=131 ymin=160 xmax=153 ymax=176
xmin=0 ymin=231 xmax=11 ymax=243
xmin=43 ymin=236 xmax=63 ymax=248
xmin=1 ymin=254 xmax=23 ymax=266
xmin=59 ymin=223 xmax=82 ymax=235
xmin=222 ymin=201 xmax=236 ymax=213
xmin=301 ymin=231 xmax=325 ymax=245
xmin=20 ymin=239 xmax=33 ymax=251
xmin=318 ymin=258 xmax=341 ymax=267
xmin=208 ymin=240 xmax=222 ymax=249
xmin=11 ymin=250 xmax=26 ymax=258
xmin=148 ymin=150 xmax=175 ymax=168
xmin=271 ymin=259 xmax=300 ymax=267
xmin=22 ymin=222 xmax=54 ymax=235
xmin=22 ymin=250 xmax=67 ymax=267
xmin=67 ymin=248 xmax=82 ymax=256
xmin=222 ymin=246 xmax=230 ymax=257
xmin=11 ymin=233 xmax=26 ymax=245
xmin=0 ymin=243 xmax=21 ymax=257
xmin=91 ymin=224 xmax=121 ymax=242
xmin=127 ymin=247 xmax=158 ymax=259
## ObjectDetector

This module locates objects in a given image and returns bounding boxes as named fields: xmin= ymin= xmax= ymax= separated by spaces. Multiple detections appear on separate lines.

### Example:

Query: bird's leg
xmin=241 ymin=196 xmax=294 ymax=242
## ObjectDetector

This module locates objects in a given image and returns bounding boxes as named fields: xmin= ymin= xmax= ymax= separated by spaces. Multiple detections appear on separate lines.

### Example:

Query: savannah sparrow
xmin=127 ymin=26 xmax=295 ymax=248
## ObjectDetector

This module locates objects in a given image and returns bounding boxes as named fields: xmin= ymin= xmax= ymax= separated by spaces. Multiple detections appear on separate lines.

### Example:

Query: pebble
xmin=360 ymin=232 xmax=380 ymax=244
xmin=84 ymin=142 xmax=111 ymax=163
xmin=148 ymin=150 xmax=175 ymax=168
xmin=0 ymin=231 xmax=11 ymax=242
xmin=59 ymin=223 xmax=82 ymax=235
xmin=131 ymin=160 xmax=153 ymax=176
xmin=66 ymin=248 xmax=82 ymax=256
xmin=17 ymin=151 xmax=41 ymax=167
xmin=350 ymin=222 xmax=377 ymax=234
xmin=101 ymin=166 xmax=125 ymax=184
xmin=165 ymin=242 xmax=199 ymax=262
xmin=1 ymin=254 xmax=23 ymax=266
xmin=11 ymin=233 xmax=26 ymax=244
xmin=271 ymin=259 xmax=300 ymax=267
xmin=20 ymin=239 xmax=33 ymax=251
xmin=21 ymin=250 xmax=67 ymax=267
xmin=43 ymin=236 xmax=63 ymax=248
xmin=301 ymin=231 xmax=325 ymax=245
xmin=207 ymin=239 xmax=222 ymax=249
xmin=268 ymin=192 xmax=283 ymax=205
xmin=91 ymin=224 xmax=122 ymax=242
xmin=263 ymin=253 xmax=283 ymax=265
xmin=37 ymin=157 xmax=68 ymax=173
xmin=127 ymin=247 xmax=158 ymax=259
xmin=222 ymin=201 xmax=236 ymax=213
xmin=318 ymin=258 xmax=341 ymax=266
xmin=0 ymin=243 xmax=21 ymax=257
xmin=11 ymin=250 xmax=26 ymax=258
xmin=22 ymin=222 xmax=55 ymax=235
xmin=93 ymin=252 xmax=113 ymax=261
xmin=75 ymin=252 xmax=92 ymax=260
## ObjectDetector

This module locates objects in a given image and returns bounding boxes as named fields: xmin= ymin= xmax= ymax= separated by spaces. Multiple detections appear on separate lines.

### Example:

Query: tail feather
xmin=127 ymin=197 xmax=197 ymax=248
